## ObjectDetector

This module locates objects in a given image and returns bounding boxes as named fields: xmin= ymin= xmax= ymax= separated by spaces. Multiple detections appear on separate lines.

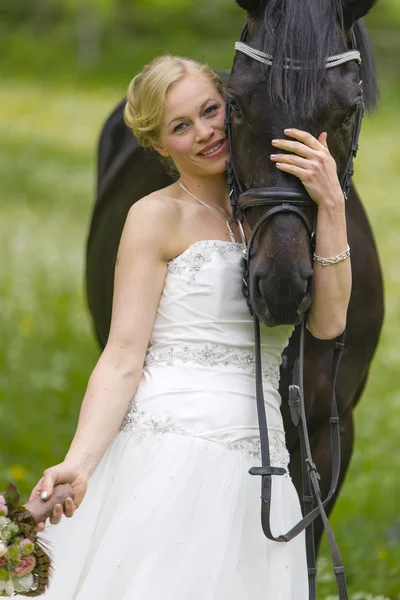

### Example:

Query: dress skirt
xmin=35 ymin=360 xmax=308 ymax=600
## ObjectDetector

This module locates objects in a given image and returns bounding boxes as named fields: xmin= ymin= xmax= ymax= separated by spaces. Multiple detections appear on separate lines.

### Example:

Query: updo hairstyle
xmin=124 ymin=55 xmax=225 ymax=148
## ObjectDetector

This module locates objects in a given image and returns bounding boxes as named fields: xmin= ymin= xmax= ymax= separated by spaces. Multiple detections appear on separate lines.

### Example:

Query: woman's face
xmin=154 ymin=73 xmax=229 ymax=178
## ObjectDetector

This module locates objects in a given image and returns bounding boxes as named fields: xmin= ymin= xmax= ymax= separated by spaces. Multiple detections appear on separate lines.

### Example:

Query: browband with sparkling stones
xmin=234 ymin=42 xmax=361 ymax=70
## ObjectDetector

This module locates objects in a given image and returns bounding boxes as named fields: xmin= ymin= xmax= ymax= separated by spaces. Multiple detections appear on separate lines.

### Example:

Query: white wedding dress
xmin=36 ymin=239 xmax=308 ymax=600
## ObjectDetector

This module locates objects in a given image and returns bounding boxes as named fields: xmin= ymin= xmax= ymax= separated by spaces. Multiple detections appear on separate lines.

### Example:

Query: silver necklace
xmin=178 ymin=180 xmax=237 ymax=243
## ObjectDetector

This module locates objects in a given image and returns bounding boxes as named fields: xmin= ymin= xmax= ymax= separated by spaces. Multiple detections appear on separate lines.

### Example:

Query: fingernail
xmin=272 ymin=139 xmax=279 ymax=144
xmin=270 ymin=154 xmax=277 ymax=158
xmin=41 ymin=491 xmax=48 ymax=500
xmin=284 ymin=128 xmax=292 ymax=133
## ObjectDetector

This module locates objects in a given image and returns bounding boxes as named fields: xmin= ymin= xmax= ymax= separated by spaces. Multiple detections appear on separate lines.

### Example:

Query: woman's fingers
xmin=275 ymin=162 xmax=307 ymax=178
xmin=40 ymin=469 xmax=58 ymax=501
xmin=271 ymin=138 xmax=315 ymax=158
xmin=270 ymin=153 xmax=309 ymax=170
xmin=64 ymin=497 xmax=75 ymax=518
xmin=37 ymin=521 xmax=46 ymax=532
xmin=318 ymin=131 xmax=329 ymax=148
xmin=28 ymin=477 xmax=44 ymax=503
xmin=49 ymin=503 xmax=64 ymax=525
xmin=283 ymin=128 xmax=324 ymax=151
xmin=49 ymin=495 xmax=76 ymax=524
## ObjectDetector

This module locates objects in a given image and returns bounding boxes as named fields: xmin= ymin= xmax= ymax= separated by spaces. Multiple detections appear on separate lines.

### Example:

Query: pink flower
xmin=0 ymin=499 xmax=8 ymax=517
xmin=11 ymin=555 xmax=36 ymax=577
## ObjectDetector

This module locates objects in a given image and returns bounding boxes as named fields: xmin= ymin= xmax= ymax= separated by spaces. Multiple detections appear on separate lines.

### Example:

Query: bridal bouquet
xmin=0 ymin=483 xmax=73 ymax=597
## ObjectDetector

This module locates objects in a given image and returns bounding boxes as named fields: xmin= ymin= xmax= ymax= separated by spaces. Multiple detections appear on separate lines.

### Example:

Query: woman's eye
xmin=204 ymin=105 xmax=219 ymax=115
xmin=174 ymin=122 xmax=187 ymax=133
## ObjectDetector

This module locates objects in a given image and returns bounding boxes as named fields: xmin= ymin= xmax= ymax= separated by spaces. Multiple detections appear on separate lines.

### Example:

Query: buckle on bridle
xmin=305 ymin=458 xmax=321 ymax=480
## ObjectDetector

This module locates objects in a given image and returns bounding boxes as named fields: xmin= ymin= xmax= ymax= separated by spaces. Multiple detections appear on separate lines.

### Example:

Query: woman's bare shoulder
xmin=123 ymin=184 xmax=182 ymax=262
xmin=130 ymin=184 xmax=180 ymax=215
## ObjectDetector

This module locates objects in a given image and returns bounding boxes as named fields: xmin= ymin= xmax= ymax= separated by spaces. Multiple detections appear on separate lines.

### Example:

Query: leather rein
xmin=225 ymin=23 xmax=365 ymax=600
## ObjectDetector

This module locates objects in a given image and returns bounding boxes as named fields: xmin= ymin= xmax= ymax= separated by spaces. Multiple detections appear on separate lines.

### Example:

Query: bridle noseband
xmin=225 ymin=24 xmax=365 ymax=600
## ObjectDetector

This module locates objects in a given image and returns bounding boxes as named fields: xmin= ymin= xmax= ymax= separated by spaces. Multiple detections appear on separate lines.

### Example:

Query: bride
xmin=24 ymin=55 xmax=351 ymax=599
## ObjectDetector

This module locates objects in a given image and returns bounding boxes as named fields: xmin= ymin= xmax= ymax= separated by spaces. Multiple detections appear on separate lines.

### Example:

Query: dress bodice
xmin=146 ymin=239 xmax=293 ymax=386
xmin=122 ymin=239 xmax=294 ymax=464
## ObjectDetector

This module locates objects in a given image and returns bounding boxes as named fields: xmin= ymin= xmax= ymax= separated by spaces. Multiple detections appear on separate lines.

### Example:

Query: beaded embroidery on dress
xmin=32 ymin=239 xmax=308 ymax=600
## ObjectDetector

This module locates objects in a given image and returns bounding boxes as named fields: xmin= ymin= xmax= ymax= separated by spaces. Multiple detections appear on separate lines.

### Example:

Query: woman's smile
xmin=197 ymin=138 xmax=228 ymax=158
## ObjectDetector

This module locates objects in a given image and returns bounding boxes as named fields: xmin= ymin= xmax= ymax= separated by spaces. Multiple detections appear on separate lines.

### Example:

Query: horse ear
xmin=342 ymin=0 xmax=378 ymax=28
xmin=236 ymin=0 xmax=265 ymax=15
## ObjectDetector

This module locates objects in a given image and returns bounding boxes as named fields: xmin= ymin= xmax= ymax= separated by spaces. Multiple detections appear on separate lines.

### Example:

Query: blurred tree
xmin=0 ymin=0 xmax=397 ymax=80
xmin=0 ymin=0 xmax=398 ymax=35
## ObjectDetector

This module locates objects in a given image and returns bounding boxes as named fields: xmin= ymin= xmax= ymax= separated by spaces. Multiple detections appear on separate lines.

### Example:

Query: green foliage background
xmin=0 ymin=1 xmax=399 ymax=598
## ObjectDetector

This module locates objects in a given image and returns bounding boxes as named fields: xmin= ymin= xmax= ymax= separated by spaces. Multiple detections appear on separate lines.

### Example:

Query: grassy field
xmin=0 ymin=61 xmax=399 ymax=598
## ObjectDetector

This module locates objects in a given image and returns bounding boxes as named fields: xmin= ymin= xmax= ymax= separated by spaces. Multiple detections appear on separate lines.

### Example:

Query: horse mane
xmin=259 ymin=0 xmax=377 ymax=117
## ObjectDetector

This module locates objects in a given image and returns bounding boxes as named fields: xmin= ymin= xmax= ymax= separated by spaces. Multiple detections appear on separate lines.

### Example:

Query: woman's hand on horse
xmin=270 ymin=129 xmax=343 ymax=206
xmin=29 ymin=462 xmax=88 ymax=531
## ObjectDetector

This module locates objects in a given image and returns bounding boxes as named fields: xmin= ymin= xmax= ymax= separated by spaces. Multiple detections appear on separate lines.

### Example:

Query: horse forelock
xmin=255 ymin=0 xmax=376 ymax=119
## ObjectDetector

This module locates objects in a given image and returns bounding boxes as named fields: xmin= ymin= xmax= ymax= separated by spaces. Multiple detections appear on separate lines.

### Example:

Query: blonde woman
xmin=23 ymin=55 xmax=350 ymax=599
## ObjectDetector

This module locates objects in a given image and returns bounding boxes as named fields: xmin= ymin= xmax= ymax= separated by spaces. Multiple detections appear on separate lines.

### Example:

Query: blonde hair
xmin=124 ymin=55 xmax=225 ymax=148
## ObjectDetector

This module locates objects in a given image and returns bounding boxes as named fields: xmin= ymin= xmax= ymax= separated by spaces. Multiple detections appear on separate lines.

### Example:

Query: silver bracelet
xmin=313 ymin=245 xmax=351 ymax=267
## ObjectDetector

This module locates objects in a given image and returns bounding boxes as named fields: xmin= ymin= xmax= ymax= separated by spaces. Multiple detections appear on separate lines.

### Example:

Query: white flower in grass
xmin=0 ymin=542 xmax=6 ymax=558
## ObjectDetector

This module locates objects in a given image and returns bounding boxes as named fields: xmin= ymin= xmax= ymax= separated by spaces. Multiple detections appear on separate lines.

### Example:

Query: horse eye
xmin=227 ymin=95 xmax=241 ymax=112
xmin=229 ymin=98 xmax=244 ymax=122
xmin=343 ymin=104 xmax=359 ymax=127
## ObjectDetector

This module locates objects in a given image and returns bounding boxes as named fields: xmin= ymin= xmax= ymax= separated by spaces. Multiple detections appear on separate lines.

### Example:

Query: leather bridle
xmin=225 ymin=22 xmax=365 ymax=600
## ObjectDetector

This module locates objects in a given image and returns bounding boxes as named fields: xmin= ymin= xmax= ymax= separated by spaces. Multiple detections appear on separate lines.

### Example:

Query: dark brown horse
xmin=86 ymin=0 xmax=384 ymax=549
xmin=228 ymin=0 xmax=384 ymax=547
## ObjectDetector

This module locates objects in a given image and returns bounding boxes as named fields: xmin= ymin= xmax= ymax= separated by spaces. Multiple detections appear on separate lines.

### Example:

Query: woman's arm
xmin=31 ymin=194 xmax=179 ymax=525
xmin=270 ymin=129 xmax=352 ymax=339
xmin=307 ymin=192 xmax=351 ymax=339
xmin=65 ymin=196 xmax=176 ymax=475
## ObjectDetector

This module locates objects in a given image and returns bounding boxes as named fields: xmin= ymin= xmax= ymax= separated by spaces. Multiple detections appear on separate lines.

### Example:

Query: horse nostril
xmin=258 ymin=276 xmax=263 ymax=295
xmin=256 ymin=276 xmax=265 ymax=301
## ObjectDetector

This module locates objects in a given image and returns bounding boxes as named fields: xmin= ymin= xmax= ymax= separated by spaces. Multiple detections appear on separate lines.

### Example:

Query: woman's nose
xmin=194 ymin=121 xmax=213 ymax=141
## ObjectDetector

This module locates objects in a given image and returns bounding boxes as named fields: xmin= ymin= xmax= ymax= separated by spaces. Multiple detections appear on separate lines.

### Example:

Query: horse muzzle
xmin=238 ymin=188 xmax=316 ymax=325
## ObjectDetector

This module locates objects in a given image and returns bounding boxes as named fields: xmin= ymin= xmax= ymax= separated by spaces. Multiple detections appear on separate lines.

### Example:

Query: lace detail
xmin=144 ymin=342 xmax=280 ymax=389
xmin=168 ymin=240 xmax=244 ymax=283
xmin=120 ymin=404 xmax=189 ymax=438
xmin=120 ymin=403 xmax=289 ymax=467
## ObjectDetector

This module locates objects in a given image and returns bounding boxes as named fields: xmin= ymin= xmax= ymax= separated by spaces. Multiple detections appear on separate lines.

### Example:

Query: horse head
xmin=228 ymin=0 xmax=378 ymax=326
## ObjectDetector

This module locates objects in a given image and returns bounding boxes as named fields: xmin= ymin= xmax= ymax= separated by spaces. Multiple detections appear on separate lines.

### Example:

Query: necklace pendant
xmin=227 ymin=223 xmax=236 ymax=243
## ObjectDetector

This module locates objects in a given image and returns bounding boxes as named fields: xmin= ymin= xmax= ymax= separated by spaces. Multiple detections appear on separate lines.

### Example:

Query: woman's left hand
xmin=270 ymin=128 xmax=343 ymax=206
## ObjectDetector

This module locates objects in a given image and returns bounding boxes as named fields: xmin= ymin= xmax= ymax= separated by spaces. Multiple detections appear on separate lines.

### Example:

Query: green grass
xmin=0 ymin=67 xmax=399 ymax=598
